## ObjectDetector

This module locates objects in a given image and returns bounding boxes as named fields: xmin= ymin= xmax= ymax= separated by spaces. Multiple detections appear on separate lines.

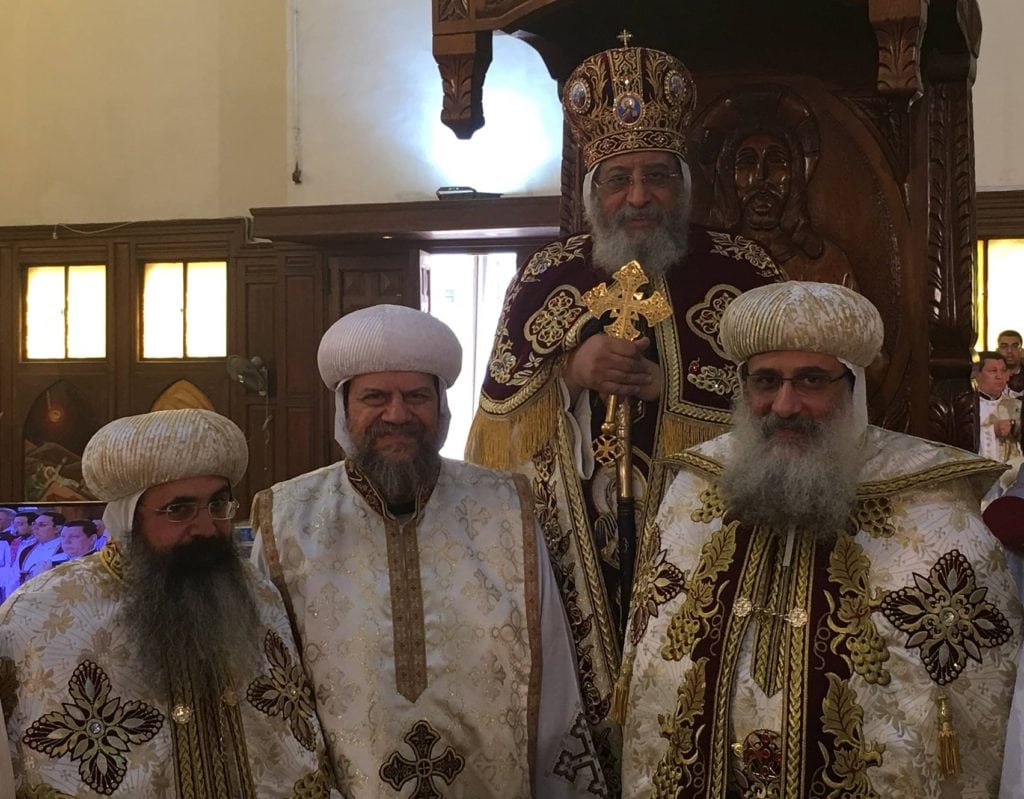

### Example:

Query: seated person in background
xmin=92 ymin=517 xmax=109 ymax=550
xmin=1 ymin=512 xmax=35 ymax=600
xmin=0 ymin=507 xmax=16 ymax=542
xmin=50 ymin=519 xmax=98 ymax=563
xmin=1 ymin=408 xmax=337 ymax=797
xmin=17 ymin=510 xmax=64 ymax=584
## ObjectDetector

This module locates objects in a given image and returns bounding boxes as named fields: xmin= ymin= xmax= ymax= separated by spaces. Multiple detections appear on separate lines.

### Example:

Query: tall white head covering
xmin=719 ymin=281 xmax=884 ymax=432
xmin=317 ymin=305 xmax=463 ymax=455
xmin=82 ymin=409 xmax=248 ymax=546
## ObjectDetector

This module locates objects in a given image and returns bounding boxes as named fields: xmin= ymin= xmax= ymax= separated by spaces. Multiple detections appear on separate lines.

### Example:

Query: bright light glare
xmin=985 ymin=239 xmax=1024 ymax=349
xmin=25 ymin=266 xmax=67 ymax=358
xmin=185 ymin=261 xmax=227 ymax=357
xmin=143 ymin=262 xmax=185 ymax=358
xmin=66 ymin=266 xmax=106 ymax=358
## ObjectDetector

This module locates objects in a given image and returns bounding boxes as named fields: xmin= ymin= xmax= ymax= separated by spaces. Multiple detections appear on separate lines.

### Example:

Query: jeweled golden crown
xmin=562 ymin=34 xmax=697 ymax=172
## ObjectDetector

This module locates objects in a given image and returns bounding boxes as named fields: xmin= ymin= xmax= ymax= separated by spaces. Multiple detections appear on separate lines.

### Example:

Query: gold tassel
xmin=465 ymin=377 xmax=562 ymax=469
xmin=609 ymin=653 xmax=634 ymax=725
xmin=658 ymin=415 xmax=728 ymax=458
xmin=936 ymin=692 xmax=961 ymax=778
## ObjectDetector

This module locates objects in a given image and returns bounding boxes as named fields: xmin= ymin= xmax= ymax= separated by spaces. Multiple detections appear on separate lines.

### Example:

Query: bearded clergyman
xmin=464 ymin=36 xmax=784 ymax=781
xmin=619 ymin=281 xmax=1023 ymax=797
xmin=250 ymin=304 xmax=607 ymax=798
xmin=0 ymin=409 xmax=337 ymax=797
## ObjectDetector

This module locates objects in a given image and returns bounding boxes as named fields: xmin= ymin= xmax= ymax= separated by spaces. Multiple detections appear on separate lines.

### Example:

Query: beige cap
xmin=83 ymin=409 xmax=248 ymax=501
xmin=720 ymin=281 xmax=883 ymax=368
xmin=317 ymin=304 xmax=462 ymax=390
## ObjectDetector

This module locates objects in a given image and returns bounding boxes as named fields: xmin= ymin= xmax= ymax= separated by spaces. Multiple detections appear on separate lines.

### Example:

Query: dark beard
xmin=721 ymin=396 xmax=861 ymax=537
xmin=585 ymin=189 xmax=690 ymax=277
xmin=353 ymin=420 xmax=441 ymax=506
xmin=121 ymin=533 xmax=262 ymax=705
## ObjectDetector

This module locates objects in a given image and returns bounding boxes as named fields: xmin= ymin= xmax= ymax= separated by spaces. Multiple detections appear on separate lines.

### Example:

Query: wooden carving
xmin=873 ymin=16 xmax=924 ymax=97
xmin=925 ymin=79 xmax=977 ymax=449
xmin=437 ymin=0 xmax=468 ymax=22
xmin=435 ymin=34 xmax=493 ymax=140
xmin=696 ymin=85 xmax=856 ymax=288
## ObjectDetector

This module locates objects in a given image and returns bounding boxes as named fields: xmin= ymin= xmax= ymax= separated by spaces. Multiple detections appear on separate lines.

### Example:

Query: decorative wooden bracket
xmin=434 ymin=31 xmax=493 ymax=140
xmin=870 ymin=0 xmax=928 ymax=99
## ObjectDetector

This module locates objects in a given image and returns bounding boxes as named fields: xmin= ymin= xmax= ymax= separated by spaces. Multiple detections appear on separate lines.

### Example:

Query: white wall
xmin=973 ymin=0 xmax=1024 ymax=191
xmin=0 ymin=0 xmax=1018 ymax=227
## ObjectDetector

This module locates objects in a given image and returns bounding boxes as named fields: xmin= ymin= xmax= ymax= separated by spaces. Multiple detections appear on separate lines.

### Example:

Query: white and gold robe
xmin=251 ymin=458 xmax=608 ymax=798
xmin=0 ymin=544 xmax=336 ymax=798
xmin=621 ymin=426 xmax=1022 ymax=798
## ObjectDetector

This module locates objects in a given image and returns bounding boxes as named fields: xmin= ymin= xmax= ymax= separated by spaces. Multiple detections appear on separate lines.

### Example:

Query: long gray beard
xmin=721 ymin=395 xmax=862 ymax=537
xmin=121 ymin=533 xmax=262 ymax=705
xmin=584 ymin=190 xmax=690 ymax=277
xmin=352 ymin=422 xmax=441 ymax=506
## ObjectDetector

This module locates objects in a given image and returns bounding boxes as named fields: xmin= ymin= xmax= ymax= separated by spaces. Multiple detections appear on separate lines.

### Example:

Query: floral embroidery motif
xmin=247 ymin=630 xmax=318 ymax=751
xmin=379 ymin=720 xmax=465 ymax=798
xmin=818 ymin=673 xmax=884 ymax=797
xmin=880 ymin=550 xmax=1012 ymax=684
xmin=521 ymin=235 xmax=589 ymax=283
xmin=291 ymin=768 xmax=332 ymax=799
xmin=825 ymin=534 xmax=891 ymax=685
xmin=732 ymin=729 xmax=783 ymax=795
xmin=662 ymin=522 xmax=737 ymax=661
xmin=653 ymin=657 xmax=708 ymax=796
xmin=854 ymin=496 xmax=896 ymax=538
xmin=684 ymin=283 xmax=740 ymax=359
xmin=685 ymin=363 xmax=738 ymax=396
xmin=691 ymin=485 xmax=726 ymax=524
xmin=553 ymin=713 xmax=610 ymax=797
xmin=487 ymin=332 xmax=545 ymax=386
xmin=629 ymin=523 xmax=686 ymax=645
xmin=524 ymin=287 xmax=588 ymax=354
xmin=707 ymin=231 xmax=784 ymax=279
xmin=22 ymin=660 xmax=163 ymax=795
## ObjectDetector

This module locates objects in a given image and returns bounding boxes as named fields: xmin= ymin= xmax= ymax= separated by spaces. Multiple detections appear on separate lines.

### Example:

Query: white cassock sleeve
xmin=533 ymin=525 xmax=608 ymax=798
xmin=558 ymin=378 xmax=596 ymax=479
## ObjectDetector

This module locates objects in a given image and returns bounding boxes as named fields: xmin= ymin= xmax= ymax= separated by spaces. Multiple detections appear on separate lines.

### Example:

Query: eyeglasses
xmin=593 ymin=171 xmax=681 ymax=195
xmin=142 ymin=498 xmax=239 ymax=523
xmin=744 ymin=370 xmax=851 ymax=398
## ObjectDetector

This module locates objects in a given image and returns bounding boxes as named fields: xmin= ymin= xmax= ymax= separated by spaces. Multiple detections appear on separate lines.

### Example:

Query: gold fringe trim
xmin=658 ymin=415 xmax=728 ymax=459
xmin=936 ymin=692 xmax=961 ymax=778
xmin=465 ymin=378 xmax=562 ymax=470
xmin=609 ymin=652 xmax=634 ymax=725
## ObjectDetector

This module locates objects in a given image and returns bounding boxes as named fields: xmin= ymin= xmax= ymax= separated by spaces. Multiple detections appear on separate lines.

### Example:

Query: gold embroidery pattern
xmin=731 ymin=729 xmax=783 ymax=795
xmin=525 ymin=286 xmax=588 ymax=354
xmin=662 ymin=522 xmax=738 ymax=661
xmin=825 ymin=534 xmax=891 ymax=685
xmin=16 ymin=785 xmax=75 ymax=799
xmin=685 ymin=283 xmax=741 ymax=359
xmin=379 ymin=720 xmax=465 ymax=798
xmin=553 ymin=713 xmax=611 ymax=797
xmin=880 ymin=550 xmax=1012 ymax=684
xmin=22 ymin=660 xmax=163 ymax=794
xmin=99 ymin=540 xmax=125 ymax=581
xmin=653 ymin=657 xmax=708 ymax=796
xmin=685 ymin=363 xmax=738 ymax=396
xmin=706 ymin=231 xmax=784 ymax=279
xmin=691 ymin=485 xmax=726 ymax=524
xmin=521 ymin=234 xmax=589 ymax=283
xmin=0 ymin=655 xmax=18 ymax=719
xmin=854 ymin=496 xmax=896 ymax=538
xmin=488 ymin=332 xmax=546 ymax=386
xmin=629 ymin=523 xmax=686 ymax=645
xmin=246 ymin=630 xmax=318 ymax=752
xmin=290 ymin=769 xmax=332 ymax=799
xmin=818 ymin=673 xmax=884 ymax=798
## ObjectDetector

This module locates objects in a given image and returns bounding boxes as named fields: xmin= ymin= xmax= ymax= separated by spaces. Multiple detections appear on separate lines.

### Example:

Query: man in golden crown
xmin=250 ymin=304 xmax=608 ymax=798
xmin=619 ymin=281 xmax=1022 ymax=798
xmin=0 ymin=409 xmax=337 ymax=797
xmin=465 ymin=36 xmax=785 ymax=784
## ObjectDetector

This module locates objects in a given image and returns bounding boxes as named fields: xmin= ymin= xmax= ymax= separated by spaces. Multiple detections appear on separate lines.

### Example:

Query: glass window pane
xmin=25 ymin=266 xmax=67 ymax=359
xmin=143 ymin=262 xmax=184 ymax=358
xmin=66 ymin=265 xmax=106 ymax=358
xmin=983 ymin=239 xmax=1024 ymax=349
xmin=185 ymin=261 xmax=227 ymax=357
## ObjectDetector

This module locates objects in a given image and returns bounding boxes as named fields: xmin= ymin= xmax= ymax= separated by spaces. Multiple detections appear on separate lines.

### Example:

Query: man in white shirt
xmin=17 ymin=511 xmax=64 ymax=585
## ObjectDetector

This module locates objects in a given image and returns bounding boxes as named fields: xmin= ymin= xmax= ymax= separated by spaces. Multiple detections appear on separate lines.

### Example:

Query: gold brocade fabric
xmin=622 ymin=426 xmax=1023 ymax=799
xmin=252 ymin=459 xmax=544 ymax=798
xmin=0 ymin=548 xmax=333 ymax=798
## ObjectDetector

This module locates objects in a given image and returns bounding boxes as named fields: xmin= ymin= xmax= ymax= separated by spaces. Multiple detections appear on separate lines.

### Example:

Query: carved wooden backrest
xmin=433 ymin=0 xmax=982 ymax=447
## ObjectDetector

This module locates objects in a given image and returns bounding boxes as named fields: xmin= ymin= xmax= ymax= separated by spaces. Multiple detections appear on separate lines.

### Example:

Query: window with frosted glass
xmin=141 ymin=261 xmax=227 ymax=358
xmin=976 ymin=239 xmax=1024 ymax=351
xmin=24 ymin=265 xmax=106 ymax=359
